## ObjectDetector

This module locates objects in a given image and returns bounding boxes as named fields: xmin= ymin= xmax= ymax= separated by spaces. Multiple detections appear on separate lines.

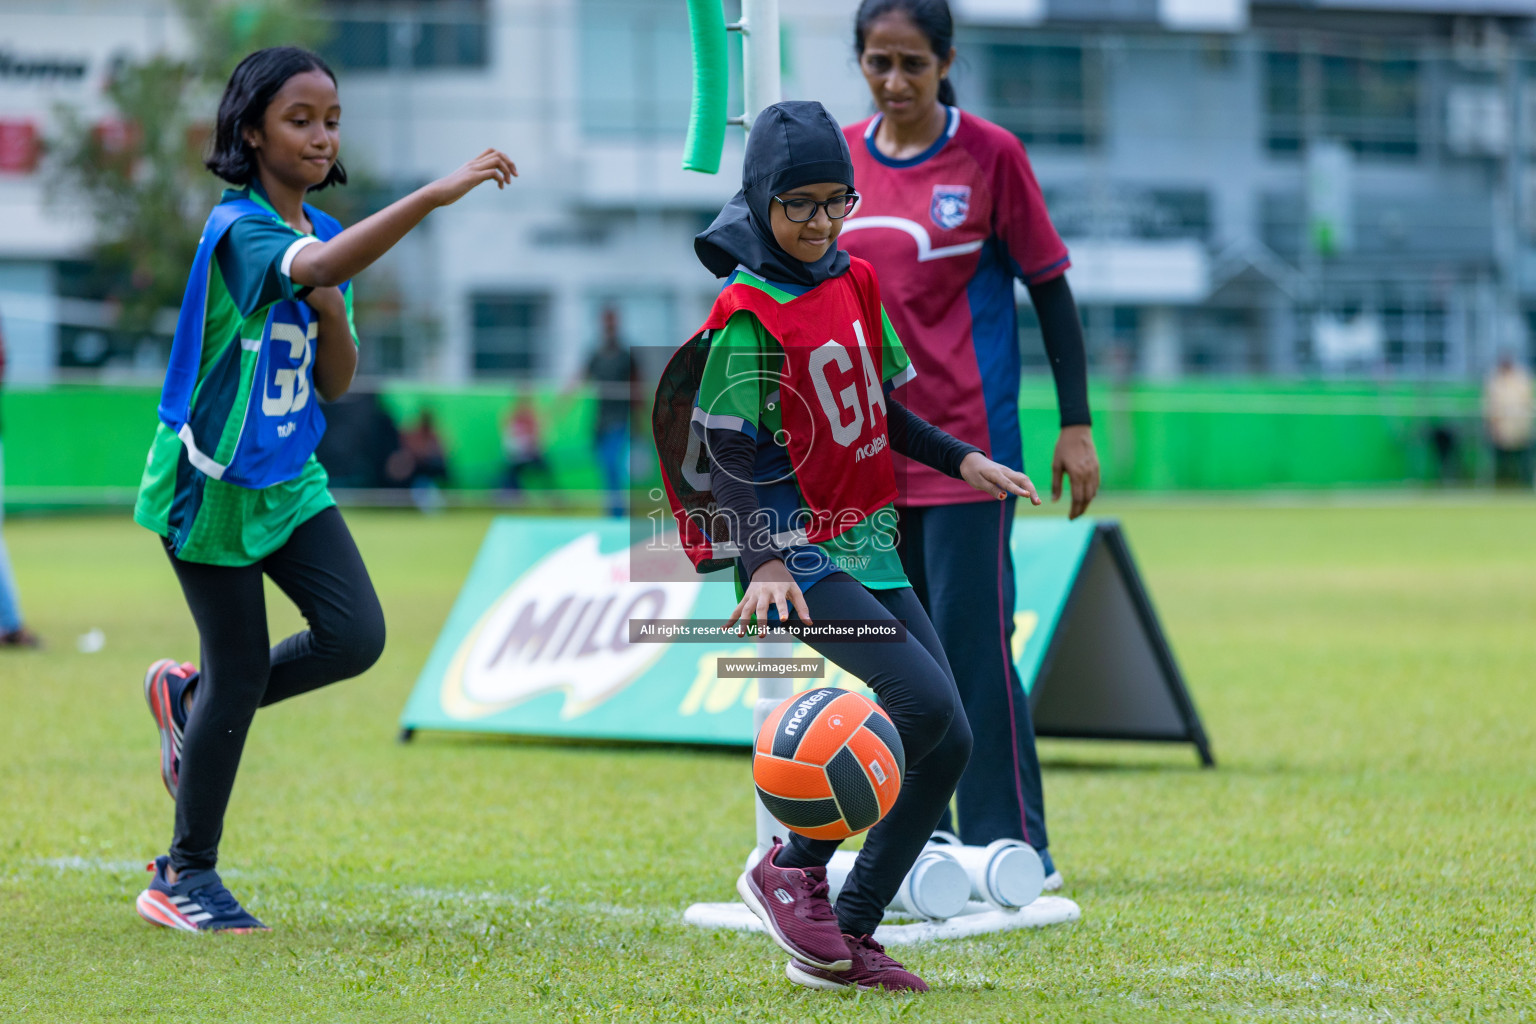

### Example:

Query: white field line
xmin=379 ymin=884 xmax=671 ymax=925
xmin=13 ymin=859 xmax=676 ymax=928
xmin=32 ymin=856 xmax=153 ymax=874
xmin=3 ymin=859 xmax=1423 ymax=1019
xmin=1142 ymin=965 xmax=1387 ymax=996
xmin=1124 ymin=968 xmax=1413 ymax=1024
xmin=1127 ymin=992 xmax=1413 ymax=1024
xmin=26 ymin=856 xmax=248 ymax=877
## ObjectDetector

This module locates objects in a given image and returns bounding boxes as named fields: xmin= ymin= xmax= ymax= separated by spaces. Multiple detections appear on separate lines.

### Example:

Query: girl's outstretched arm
xmin=290 ymin=148 xmax=517 ymax=288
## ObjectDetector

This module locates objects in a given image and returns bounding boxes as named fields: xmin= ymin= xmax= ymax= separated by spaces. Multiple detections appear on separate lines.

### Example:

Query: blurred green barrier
xmin=1017 ymin=379 xmax=1482 ymax=490
xmin=0 ymin=378 xmax=1486 ymax=508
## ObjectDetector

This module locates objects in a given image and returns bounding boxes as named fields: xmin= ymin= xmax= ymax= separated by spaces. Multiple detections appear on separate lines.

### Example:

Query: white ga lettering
xmin=262 ymin=320 xmax=317 ymax=418
xmin=808 ymin=320 xmax=885 ymax=448
xmin=853 ymin=320 xmax=886 ymax=424
xmin=277 ymin=422 xmax=296 ymax=438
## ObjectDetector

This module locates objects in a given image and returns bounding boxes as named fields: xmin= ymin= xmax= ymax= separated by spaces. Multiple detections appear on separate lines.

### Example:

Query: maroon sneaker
xmin=785 ymin=934 xmax=930 ymax=993
xmin=736 ymin=839 xmax=852 ymax=971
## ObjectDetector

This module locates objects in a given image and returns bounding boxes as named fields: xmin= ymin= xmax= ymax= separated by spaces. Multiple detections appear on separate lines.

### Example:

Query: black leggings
xmin=163 ymin=507 xmax=385 ymax=871
xmin=775 ymin=575 xmax=973 ymax=936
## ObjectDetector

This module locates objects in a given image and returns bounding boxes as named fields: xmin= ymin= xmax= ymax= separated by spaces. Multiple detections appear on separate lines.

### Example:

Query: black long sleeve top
xmin=1027 ymin=274 xmax=1092 ymax=428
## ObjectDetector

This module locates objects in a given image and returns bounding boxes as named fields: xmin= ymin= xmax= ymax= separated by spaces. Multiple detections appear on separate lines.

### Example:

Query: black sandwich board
xmin=1018 ymin=519 xmax=1214 ymax=766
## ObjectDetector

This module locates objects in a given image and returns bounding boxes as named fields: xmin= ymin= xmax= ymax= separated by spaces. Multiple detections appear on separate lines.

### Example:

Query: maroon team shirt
xmin=841 ymin=106 xmax=1069 ymax=506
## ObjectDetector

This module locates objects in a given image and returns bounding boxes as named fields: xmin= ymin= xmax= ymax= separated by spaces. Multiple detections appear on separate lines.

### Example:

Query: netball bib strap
xmin=158 ymin=199 xmax=270 ymax=447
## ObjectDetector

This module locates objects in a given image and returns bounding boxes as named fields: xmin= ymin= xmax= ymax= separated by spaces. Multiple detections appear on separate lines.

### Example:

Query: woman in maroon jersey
xmin=840 ymin=0 xmax=1101 ymax=888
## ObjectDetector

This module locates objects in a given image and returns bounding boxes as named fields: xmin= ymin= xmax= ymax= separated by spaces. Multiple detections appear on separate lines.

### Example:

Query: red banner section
xmin=0 ymin=120 xmax=39 ymax=174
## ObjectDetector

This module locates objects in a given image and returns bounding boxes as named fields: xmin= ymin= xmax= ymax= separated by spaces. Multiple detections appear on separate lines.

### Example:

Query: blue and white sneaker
xmin=135 ymin=856 xmax=268 ymax=933
xmin=143 ymin=659 xmax=197 ymax=799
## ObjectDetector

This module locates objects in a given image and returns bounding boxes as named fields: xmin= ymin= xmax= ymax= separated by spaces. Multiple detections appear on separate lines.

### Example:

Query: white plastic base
xmin=682 ymin=895 xmax=1080 ymax=944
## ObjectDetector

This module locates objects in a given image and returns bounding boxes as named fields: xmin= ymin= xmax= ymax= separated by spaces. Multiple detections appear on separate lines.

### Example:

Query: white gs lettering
xmin=809 ymin=340 xmax=862 ymax=446
xmin=261 ymin=320 xmax=318 ymax=418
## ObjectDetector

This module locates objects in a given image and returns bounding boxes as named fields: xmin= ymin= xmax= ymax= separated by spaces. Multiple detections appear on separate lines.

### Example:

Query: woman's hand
xmin=960 ymin=451 xmax=1042 ymax=505
xmin=1051 ymin=424 xmax=1100 ymax=519
xmin=724 ymin=559 xmax=812 ymax=636
xmin=424 ymin=148 xmax=518 ymax=207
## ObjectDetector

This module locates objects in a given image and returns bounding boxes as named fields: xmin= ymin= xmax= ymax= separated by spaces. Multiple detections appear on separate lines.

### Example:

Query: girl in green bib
xmin=133 ymin=46 xmax=516 ymax=933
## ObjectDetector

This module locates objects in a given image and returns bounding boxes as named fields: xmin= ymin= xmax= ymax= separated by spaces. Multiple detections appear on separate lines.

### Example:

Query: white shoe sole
xmin=786 ymin=959 xmax=859 ymax=992
xmin=736 ymin=871 xmax=852 ymax=972
xmin=1042 ymin=871 xmax=1063 ymax=892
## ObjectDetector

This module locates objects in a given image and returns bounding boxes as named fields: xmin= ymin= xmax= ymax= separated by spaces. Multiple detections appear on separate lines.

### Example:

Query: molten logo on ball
xmin=753 ymin=687 xmax=905 ymax=841
xmin=781 ymin=689 xmax=831 ymax=738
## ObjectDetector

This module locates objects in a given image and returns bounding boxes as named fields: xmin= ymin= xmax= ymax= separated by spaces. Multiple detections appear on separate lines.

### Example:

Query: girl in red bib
xmin=655 ymin=101 xmax=1040 ymax=993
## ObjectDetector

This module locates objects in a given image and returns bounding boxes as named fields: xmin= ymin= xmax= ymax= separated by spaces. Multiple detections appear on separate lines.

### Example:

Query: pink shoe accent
xmin=135 ymin=889 xmax=199 ymax=932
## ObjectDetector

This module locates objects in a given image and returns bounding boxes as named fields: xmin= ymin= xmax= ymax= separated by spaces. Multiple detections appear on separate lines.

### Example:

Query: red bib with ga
xmin=652 ymin=258 xmax=898 ymax=573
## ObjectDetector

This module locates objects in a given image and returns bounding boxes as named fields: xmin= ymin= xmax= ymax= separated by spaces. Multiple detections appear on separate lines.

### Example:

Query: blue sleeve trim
xmin=1019 ymin=254 xmax=1070 ymax=285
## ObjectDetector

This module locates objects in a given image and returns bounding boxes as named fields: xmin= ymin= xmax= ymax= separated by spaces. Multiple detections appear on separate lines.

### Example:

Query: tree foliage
xmin=48 ymin=1 xmax=327 ymax=337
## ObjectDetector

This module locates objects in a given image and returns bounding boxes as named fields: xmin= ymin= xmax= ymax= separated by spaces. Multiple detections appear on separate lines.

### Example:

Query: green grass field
xmin=2 ymin=499 xmax=1533 ymax=1022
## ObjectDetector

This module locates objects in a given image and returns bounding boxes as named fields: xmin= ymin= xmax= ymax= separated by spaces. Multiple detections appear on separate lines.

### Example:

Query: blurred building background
xmin=2 ymin=0 xmax=1533 ymax=383
xmin=2 ymin=0 xmax=1534 ymax=495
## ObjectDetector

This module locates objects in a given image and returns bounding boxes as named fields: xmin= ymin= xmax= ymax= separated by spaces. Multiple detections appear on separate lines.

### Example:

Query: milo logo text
xmin=442 ymin=533 xmax=701 ymax=719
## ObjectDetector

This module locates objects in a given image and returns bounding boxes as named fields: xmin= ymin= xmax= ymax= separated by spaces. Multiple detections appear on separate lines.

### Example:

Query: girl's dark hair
xmin=205 ymin=46 xmax=347 ymax=191
xmin=854 ymin=0 xmax=957 ymax=107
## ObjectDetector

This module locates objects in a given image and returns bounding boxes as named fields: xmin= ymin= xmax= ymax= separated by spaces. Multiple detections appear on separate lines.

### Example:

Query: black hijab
xmin=694 ymin=100 xmax=855 ymax=288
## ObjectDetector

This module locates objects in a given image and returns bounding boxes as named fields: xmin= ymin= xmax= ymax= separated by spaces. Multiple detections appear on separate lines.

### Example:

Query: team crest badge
xmin=930 ymin=185 xmax=970 ymax=230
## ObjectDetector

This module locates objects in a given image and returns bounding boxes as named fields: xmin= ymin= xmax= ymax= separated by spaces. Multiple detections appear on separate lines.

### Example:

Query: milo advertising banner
xmin=398 ymin=517 xmax=1212 ymax=764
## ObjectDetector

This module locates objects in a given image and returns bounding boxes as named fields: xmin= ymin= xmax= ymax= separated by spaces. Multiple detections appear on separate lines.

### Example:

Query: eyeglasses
xmin=773 ymin=192 xmax=860 ymax=223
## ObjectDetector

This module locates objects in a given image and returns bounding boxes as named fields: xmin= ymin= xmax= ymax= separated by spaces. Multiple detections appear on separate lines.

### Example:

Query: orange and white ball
xmin=752 ymin=687 xmax=905 ymax=841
